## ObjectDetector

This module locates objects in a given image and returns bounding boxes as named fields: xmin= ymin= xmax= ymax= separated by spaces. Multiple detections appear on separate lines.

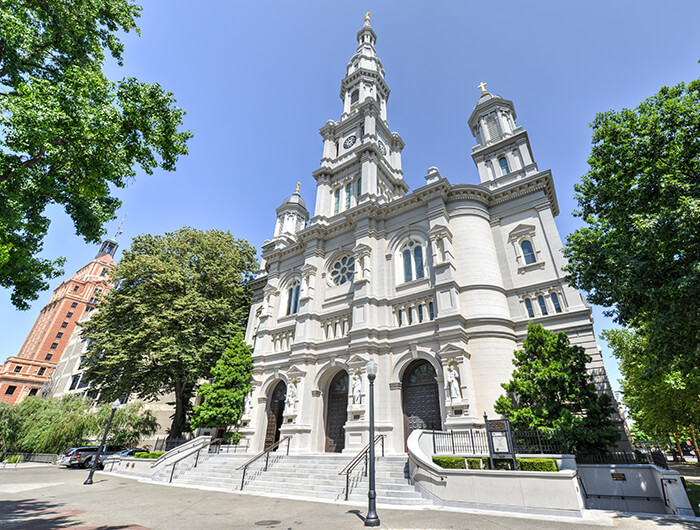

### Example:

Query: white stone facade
xmin=240 ymin=19 xmax=619 ymax=456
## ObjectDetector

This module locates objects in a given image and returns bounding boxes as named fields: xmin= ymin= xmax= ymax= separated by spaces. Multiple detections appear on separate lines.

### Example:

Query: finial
xmin=478 ymin=81 xmax=488 ymax=94
xmin=364 ymin=11 xmax=371 ymax=24
xmin=295 ymin=181 xmax=300 ymax=193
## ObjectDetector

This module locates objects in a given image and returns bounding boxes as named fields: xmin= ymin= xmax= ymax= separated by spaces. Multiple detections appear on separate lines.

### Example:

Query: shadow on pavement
xmin=612 ymin=514 xmax=700 ymax=529
xmin=0 ymin=499 xmax=141 ymax=529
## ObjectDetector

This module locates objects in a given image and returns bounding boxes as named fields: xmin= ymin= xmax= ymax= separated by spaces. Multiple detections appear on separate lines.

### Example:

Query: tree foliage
xmin=0 ymin=395 xmax=157 ymax=455
xmin=190 ymin=333 xmax=253 ymax=430
xmin=495 ymin=324 xmax=619 ymax=454
xmin=81 ymin=227 xmax=258 ymax=438
xmin=563 ymin=78 xmax=700 ymax=366
xmin=0 ymin=0 xmax=192 ymax=309
xmin=603 ymin=327 xmax=700 ymax=442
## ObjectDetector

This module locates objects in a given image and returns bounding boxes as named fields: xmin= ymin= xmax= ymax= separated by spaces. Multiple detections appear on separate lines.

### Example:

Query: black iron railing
xmin=510 ymin=428 xmax=567 ymax=454
xmin=338 ymin=435 xmax=385 ymax=501
xmin=432 ymin=428 xmax=489 ymax=455
xmin=236 ymin=436 xmax=292 ymax=490
xmin=576 ymin=449 xmax=669 ymax=470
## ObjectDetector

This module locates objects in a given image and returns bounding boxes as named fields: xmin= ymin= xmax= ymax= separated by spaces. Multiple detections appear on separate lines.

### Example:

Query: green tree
xmin=603 ymin=327 xmax=700 ymax=460
xmin=495 ymin=323 xmax=619 ymax=454
xmin=81 ymin=227 xmax=258 ymax=438
xmin=190 ymin=333 xmax=253 ymax=432
xmin=0 ymin=395 xmax=156 ymax=454
xmin=563 ymin=77 xmax=700 ymax=366
xmin=0 ymin=0 xmax=192 ymax=310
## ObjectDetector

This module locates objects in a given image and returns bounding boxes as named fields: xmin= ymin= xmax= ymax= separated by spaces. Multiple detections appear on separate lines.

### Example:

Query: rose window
xmin=330 ymin=256 xmax=355 ymax=285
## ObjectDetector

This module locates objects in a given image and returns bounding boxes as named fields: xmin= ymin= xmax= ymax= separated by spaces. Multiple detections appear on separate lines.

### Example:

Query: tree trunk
xmin=674 ymin=433 xmax=686 ymax=462
xmin=667 ymin=433 xmax=680 ymax=462
xmin=690 ymin=428 xmax=700 ymax=466
xmin=170 ymin=380 xmax=193 ymax=440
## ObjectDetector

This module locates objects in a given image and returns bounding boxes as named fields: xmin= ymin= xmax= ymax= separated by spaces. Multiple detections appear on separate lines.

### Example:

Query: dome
xmin=281 ymin=191 xmax=306 ymax=210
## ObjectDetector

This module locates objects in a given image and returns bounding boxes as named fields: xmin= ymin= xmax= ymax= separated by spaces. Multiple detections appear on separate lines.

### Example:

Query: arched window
xmin=286 ymin=280 xmax=300 ymax=315
xmin=520 ymin=240 xmax=536 ymax=265
xmin=356 ymin=177 xmax=362 ymax=197
xmin=401 ymin=240 xmax=425 ymax=283
xmin=333 ymin=188 xmax=340 ymax=215
xmin=499 ymin=157 xmax=510 ymax=176
xmin=524 ymin=298 xmax=535 ymax=318
xmin=350 ymin=89 xmax=359 ymax=105
xmin=330 ymin=256 xmax=355 ymax=286
xmin=537 ymin=295 xmax=548 ymax=316
xmin=551 ymin=292 xmax=562 ymax=313
xmin=345 ymin=182 xmax=352 ymax=210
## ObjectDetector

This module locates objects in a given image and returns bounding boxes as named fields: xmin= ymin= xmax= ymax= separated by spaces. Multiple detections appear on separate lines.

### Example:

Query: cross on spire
xmin=478 ymin=81 xmax=488 ymax=94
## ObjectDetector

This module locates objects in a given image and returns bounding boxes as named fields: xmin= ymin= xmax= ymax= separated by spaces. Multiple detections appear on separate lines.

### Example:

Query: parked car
xmin=117 ymin=448 xmax=148 ymax=458
xmin=59 ymin=446 xmax=98 ymax=468
xmin=95 ymin=446 xmax=133 ymax=468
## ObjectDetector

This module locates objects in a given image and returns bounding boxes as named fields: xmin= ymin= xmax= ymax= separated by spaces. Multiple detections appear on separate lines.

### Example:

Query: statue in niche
xmin=447 ymin=364 xmax=461 ymax=401
xmin=352 ymin=373 xmax=362 ymax=405
xmin=244 ymin=393 xmax=252 ymax=414
xmin=286 ymin=380 xmax=297 ymax=410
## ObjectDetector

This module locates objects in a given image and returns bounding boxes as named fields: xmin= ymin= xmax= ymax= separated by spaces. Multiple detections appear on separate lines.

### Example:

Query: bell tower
xmin=311 ymin=14 xmax=408 ymax=220
xmin=468 ymin=83 xmax=539 ymax=188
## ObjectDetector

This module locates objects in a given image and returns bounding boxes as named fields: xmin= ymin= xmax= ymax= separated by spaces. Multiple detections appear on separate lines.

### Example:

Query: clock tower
xmin=311 ymin=14 xmax=408 ymax=220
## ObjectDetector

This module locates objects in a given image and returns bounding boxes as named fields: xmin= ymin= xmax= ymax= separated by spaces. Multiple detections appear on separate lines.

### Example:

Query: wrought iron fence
xmin=510 ymin=428 xmax=567 ymax=454
xmin=576 ymin=449 xmax=669 ymax=470
xmin=432 ymin=428 xmax=489 ymax=455
xmin=154 ymin=435 xmax=194 ymax=452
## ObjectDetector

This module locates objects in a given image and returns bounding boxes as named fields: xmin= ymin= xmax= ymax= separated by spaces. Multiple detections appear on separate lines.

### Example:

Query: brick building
xmin=0 ymin=238 xmax=118 ymax=404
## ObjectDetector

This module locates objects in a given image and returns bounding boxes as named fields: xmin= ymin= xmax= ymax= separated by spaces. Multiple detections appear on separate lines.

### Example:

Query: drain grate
xmin=254 ymin=520 xmax=281 ymax=527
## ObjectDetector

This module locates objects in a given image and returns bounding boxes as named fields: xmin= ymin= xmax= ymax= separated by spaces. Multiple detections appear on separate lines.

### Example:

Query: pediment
xmin=438 ymin=343 xmax=470 ymax=360
xmin=347 ymin=354 xmax=369 ymax=368
xmin=286 ymin=365 xmax=306 ymax=378
xmin=508 ymin=224 xmax=536 ymax=242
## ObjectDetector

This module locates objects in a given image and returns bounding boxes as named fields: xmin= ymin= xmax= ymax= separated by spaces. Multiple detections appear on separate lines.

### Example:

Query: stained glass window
xmin=330 ymin=256 xmax=355 ymax=285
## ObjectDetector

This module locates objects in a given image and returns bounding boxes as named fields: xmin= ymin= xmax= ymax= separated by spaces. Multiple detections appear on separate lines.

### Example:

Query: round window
xmin=330 ymin=256 xmax=355 ymax=285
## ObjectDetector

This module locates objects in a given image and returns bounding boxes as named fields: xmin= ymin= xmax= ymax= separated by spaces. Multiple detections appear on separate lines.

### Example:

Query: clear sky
xmin=2 ymin=1 xmax=699 ymax=394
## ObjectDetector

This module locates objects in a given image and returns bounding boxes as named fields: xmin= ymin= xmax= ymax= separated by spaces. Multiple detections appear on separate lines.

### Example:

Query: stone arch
xmin=313 ymin=359 xmax=351 ymax=394
xmin=402 ymin=359 xmax=443 ymax=446
xmin=390 ymin=347 xmax=443 ymax=386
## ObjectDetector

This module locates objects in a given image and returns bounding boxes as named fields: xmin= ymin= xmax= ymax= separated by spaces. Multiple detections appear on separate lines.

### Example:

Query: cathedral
xmin=240 ymin=15 xmax=617 ymax=455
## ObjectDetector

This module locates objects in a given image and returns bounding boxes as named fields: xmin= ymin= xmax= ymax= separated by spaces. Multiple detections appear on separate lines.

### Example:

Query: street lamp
xmin=365 ymin=358 xmax=380 ymax=527
xmin=84 ymin=399 xmax=121 ymax=485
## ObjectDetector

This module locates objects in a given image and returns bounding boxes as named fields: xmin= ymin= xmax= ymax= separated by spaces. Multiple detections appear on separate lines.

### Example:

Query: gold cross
xmin=295 ymin=181 xmax=301 ymax=193
xmin=478 ymin=81 xmax=487 ymax=94
xmin=364 ymin=12 xmax=371 ymax=23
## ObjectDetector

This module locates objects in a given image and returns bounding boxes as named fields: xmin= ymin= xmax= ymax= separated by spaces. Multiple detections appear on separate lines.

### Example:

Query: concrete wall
xmin=578 ymin=464 xmax=693 ymax=516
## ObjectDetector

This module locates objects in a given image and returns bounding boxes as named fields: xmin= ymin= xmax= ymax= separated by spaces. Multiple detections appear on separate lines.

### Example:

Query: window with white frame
xmin=524 ymin=297 xmax=535 ymax=318
xmin=498 ymin=156 xmax=510 ymax=175
xmin=334 ymin=188 xmax=341 ymax=214
xmin=286 ymin=280 xmax=300 ymax=315
xmin=400 ymin=239 xmax=425 ymax=283
xmin=345 ymin=182 xmax=352 ymax=209
xmin=537 ymin=294 xmax=548 ymax=315
xmin=520 ymin=239 xmax=536 ymax=265
xmin=550 ymin=291 xmax=563 ymax=313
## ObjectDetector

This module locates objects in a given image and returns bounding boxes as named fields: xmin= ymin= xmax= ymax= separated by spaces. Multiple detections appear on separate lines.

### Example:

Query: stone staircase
xmin=164 ymin=451 xmax=433 ymax=506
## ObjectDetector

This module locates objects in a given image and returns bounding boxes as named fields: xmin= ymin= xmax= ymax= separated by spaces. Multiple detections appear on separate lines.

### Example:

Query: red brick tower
xmin=0 ymin=239 xmax=118 ymax=403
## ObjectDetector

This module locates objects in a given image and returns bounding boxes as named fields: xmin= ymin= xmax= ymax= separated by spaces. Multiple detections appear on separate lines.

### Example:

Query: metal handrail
xmin=236 ymin=436 xmax=292 ymax=490
xmin=164 ymin=437 xmax=222 ymax=483
xmin=149 ymin=435 xmax=212 ymax=468
xmin=338 ymin=435 xmax=385 ymax=501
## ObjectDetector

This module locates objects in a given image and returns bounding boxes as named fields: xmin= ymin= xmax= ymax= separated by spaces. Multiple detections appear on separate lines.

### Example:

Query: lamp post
xmin=364 ymin=358 xmax=380 ymax=527
xmin=84 ymin=399 xmax=120 ymax=485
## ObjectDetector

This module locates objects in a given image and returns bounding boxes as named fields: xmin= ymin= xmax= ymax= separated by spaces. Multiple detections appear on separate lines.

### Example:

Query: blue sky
xmin=2 ymin=1 xmax=699 ymax=394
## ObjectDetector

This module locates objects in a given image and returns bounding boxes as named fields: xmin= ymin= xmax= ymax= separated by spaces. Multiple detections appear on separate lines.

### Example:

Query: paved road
xmin=0 ymin=465 xmax=698 ymax=529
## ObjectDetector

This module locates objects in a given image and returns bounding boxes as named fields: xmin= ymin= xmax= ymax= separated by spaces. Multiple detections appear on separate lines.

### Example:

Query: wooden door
xmin=403 ymin=361 xmax=442 ymax=448
xmin=326 ymin=371 xmax=348 ymax=453
xmin=264 ymin=381 xmax=286 ymax=450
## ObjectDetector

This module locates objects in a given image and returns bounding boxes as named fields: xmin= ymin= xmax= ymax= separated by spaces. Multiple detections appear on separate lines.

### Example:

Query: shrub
xmin=432 ymin=456 xmax=466 ymax=469
xmin=134 ymin=452 xmax=149 ymax=459
xmin=517 ymin=457 xmax=558 ymax=472
xmin=148 ymin=451 xmax=165 ymax=459
xmin=466 ymin=458 xmax=483 ymax=469
xmin=223 ymin=432 xmax=241 ymax=445
xmin=5 ymin=455 xmax=22 ymax=463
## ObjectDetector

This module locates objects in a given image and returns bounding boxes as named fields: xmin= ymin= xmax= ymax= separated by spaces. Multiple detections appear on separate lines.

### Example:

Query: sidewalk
xmin=1 ymin=466 xmax=698 ymax=529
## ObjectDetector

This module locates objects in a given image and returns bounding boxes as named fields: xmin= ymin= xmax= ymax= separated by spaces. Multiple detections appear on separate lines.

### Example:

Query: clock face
xmin=343 ymin=135 xmax=357 ymax=149
xmin=377 ymin=140 xmax=387 ymax=156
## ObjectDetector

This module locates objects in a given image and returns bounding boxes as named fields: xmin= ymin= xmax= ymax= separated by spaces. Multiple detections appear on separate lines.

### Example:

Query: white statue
xmin=286 ymin=380 xmax=297 ymax=410
xmin=352 ymin=373 xmax=362 ymax=405
xmin=244 ymin=393 xmax=252 ymax=414
xmin=447 ymin=364 xmax=461 ymax=400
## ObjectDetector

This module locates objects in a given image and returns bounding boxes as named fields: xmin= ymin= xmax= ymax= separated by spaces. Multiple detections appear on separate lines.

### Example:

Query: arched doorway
xmin=265 ymin=381 xmax=286 ymax=450
xmin=326 ymin=371 xmax=348 ymax=452
xmin=402 ymin=360 xmax=442 ymax=447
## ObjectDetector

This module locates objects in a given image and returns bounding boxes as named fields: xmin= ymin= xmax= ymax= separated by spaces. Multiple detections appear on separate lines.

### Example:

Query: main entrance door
xmin=265 ymin=381 xmax=286 ymax=450
xmin=326 ymin=371 xmax=348 ymax=453
xmin=403 ymin=360 xmax=442 ymax=447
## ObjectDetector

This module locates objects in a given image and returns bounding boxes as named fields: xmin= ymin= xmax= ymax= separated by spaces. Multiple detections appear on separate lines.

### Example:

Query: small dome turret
xmin=273 ymin=183 xmax=309 ymax=239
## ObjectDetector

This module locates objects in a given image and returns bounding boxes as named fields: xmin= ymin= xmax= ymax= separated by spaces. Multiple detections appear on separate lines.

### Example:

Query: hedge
xmin=432 ymin=456 xmax=465 ymax=469
xmin=4 ymin=455 xmax=22 ymax=463
xmin=432 ymin=456 xmax=557 ymax=472
xmin=134 ymin=451 xmax=166 ymax=459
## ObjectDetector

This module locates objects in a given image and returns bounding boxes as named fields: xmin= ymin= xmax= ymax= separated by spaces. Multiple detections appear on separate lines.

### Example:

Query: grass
xmin=684 ymin=481 xmax=700 ymax=517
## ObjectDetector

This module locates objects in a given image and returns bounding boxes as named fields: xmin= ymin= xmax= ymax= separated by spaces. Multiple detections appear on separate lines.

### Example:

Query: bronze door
xmin=326 ymin=371 xmax=348 ymax=453
xmin=264 ymin=381 xmax=286 ymax=450
xmin=403 ymin=361 xmax=442 ymax=448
